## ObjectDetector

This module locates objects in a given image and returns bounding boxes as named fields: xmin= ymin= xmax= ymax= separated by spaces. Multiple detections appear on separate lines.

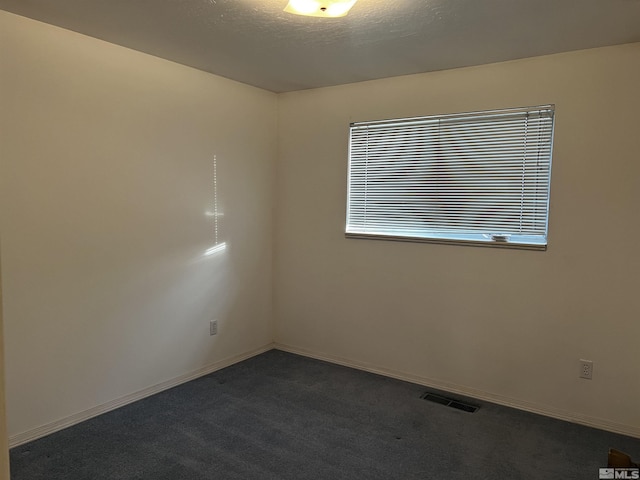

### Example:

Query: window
xmin=346 ymin=105 xmax=555 ymax=250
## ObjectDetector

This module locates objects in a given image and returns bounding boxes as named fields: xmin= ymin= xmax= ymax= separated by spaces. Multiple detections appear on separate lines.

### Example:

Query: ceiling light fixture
xmin=284 ymin=0 xmax=358 ymax=18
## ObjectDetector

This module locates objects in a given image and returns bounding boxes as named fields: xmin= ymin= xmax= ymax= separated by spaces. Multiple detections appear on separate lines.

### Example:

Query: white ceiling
xmin=2 ymin=0 xmax=640 ymax=93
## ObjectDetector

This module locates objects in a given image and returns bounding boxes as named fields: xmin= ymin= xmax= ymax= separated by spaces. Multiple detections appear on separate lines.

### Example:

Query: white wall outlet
xmin=579 ymin=359 xmax=593 ymax=380
xmin=210 ymin=319 xmax=218 ymax=336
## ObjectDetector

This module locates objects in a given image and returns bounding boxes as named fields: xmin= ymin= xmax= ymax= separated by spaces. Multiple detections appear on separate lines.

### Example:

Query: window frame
xmin=345 ymin=105 xmax=555 ymax=251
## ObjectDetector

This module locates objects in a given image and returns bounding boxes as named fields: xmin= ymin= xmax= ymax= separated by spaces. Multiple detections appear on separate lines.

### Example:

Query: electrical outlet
xmin=210 ymin=319 xmax=218 ymax=336
xmin=579 ymin=359 xmax=593 ymax=380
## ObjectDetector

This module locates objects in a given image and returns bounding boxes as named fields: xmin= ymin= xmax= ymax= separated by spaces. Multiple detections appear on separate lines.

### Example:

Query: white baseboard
xmin=9 ymin=343 xmax=275 ymax=448
xmin=11 ymin=341 xmax=638 ymax=447
xmin=274 ymin=343 xmax=640 ymax=439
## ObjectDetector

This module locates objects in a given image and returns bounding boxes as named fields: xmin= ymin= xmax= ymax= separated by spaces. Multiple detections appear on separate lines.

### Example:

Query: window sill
xmin=345 ymin=232 xmax=547 ymax=251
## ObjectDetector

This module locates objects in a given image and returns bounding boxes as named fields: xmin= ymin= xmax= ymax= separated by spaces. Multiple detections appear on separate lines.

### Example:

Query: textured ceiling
xmin=1 ymin=0 xmax=640 ymax=92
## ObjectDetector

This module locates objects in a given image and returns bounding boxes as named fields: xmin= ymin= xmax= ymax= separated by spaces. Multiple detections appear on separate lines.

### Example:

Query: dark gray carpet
xmin=10 ymin=350 xmax=640 ymax=479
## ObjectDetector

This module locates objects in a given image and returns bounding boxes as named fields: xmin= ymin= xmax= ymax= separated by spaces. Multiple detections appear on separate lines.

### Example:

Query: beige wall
xmin=0 ymin=11 xmax=276 ymax=440
xmin=275 ymin=43 xmax=640 ymax=436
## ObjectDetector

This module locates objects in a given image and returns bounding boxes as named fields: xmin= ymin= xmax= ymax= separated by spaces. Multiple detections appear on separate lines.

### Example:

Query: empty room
xmin=1 ymin=0 xmax=639 ymax=478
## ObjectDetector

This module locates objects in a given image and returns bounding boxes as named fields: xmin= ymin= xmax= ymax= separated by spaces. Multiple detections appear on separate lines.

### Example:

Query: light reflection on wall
xmin=204 ymin=242 xmax=227 ymax=256
xmin=204 ymin=155 xmax=227 ymax=256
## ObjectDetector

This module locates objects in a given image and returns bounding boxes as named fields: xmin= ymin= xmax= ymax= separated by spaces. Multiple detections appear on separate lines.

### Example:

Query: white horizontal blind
xmin=346 ymin=106 xmax=555 ymax=249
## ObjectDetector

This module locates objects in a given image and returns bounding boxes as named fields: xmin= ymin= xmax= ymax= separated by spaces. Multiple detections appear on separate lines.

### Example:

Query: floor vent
xmin=421 ymin=392 xmax=479 ymax=413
